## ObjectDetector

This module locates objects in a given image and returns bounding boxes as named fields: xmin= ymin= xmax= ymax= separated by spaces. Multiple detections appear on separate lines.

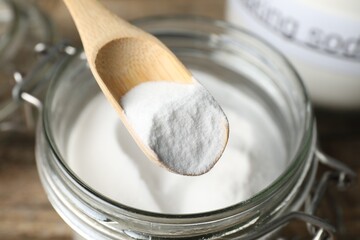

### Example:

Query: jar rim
xmin=43 ymin=15 xmax=315 ymax=220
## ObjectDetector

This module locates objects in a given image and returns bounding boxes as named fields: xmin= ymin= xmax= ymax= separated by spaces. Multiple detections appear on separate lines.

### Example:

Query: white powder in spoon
xmin=120 ymin=81 xmax=228 ymax=175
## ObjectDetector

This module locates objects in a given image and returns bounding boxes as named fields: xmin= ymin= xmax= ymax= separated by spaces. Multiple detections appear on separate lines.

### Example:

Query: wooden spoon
xmin=63 ymin=0 xmax=228 ymax=175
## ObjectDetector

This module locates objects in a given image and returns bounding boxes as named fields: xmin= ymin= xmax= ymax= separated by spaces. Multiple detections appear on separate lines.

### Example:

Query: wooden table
xmin=1 ymin=1 xmax=359 ymax=239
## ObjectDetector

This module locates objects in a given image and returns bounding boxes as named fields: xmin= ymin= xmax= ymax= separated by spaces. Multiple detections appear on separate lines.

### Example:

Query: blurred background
xmin=36 ymin=0 xmax=225 ymax=44
xmin=0 ymin=0 xmax=359 ymax=239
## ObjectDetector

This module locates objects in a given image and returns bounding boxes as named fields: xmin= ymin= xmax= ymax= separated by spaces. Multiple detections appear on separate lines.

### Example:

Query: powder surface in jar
xmin=67 ymin=69 xmax=287 ymax=214
xmin=120 ymin=81 xmax=228 ymax=175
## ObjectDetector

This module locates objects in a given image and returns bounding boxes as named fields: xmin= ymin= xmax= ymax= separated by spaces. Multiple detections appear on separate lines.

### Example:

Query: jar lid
xmin=0 ymin=0 xmax=19 ymax=129
xmin=0 ymin=0 xmax=55 ymax=131
xmin=0 ymin=0 xmax=15 ymax=60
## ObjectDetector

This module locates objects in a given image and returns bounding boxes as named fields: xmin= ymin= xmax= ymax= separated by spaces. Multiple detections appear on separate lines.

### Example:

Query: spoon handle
xmin=63 ymin=0 xmax=142 ymax=62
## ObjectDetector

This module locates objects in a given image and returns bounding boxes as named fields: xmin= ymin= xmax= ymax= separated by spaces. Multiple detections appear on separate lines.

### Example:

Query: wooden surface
xmin=1 ymin=0 xmax=360 ymax=239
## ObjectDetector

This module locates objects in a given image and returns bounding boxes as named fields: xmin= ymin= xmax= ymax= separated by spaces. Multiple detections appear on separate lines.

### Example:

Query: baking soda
xmin=120 ymin=81 xmax=228 ymax=175
xmin=67 ymin=69 xmax=287 ymax=214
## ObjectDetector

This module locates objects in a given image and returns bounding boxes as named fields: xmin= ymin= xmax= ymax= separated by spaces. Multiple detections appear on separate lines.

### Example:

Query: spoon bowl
xmin=95 ymin=38 xmax=194 ymax=100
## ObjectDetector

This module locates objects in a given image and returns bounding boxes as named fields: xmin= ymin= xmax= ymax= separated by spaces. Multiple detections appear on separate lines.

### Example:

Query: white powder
xmin=120 ymin=81 xmax=228 ymax=175
xmin=67 ymin=69 xmax=287 ymax=214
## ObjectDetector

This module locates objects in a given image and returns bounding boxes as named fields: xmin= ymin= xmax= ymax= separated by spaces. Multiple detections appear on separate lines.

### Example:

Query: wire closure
xmin=244 ymin=212 xmax=335 ymax=240
xmin=304 ymin=150 xmax=357 ymax=239
xmin=241 ymin=149 xmax=356 ymax=240
xmin=12 ymin=41 xmax=77 ymax=110
xmin=315 ymin=150 xmax=357 ymax=189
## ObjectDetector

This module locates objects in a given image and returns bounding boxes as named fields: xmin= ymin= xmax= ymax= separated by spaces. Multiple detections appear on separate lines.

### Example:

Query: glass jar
xmin=0 ymin=0 xmax=54 ymax=133
xmin=15 ymin=17 xmax=355 ymax=239
xmin=226 ymin=0 xmax=360 ymax=110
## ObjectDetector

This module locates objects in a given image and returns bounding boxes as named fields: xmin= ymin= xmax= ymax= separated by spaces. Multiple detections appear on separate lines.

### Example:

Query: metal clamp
xmin=243 ymin=150 xmax=356 ymax=240
xmin=304 ymin=150 xmax=357 ymax=239
xmin=12 ymin=41 xmax=78 ymax=110
xmin=2 ymin=41 xmax=78 ymax=130
xmin=315 ymin=150 xmax=356 ymax=190
xmin=243 ymin=211 xmax=335 ymax=240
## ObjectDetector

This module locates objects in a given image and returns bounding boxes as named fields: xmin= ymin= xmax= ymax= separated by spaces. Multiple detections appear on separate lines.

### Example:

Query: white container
xmin=226 ymin=0 xmax=360 ymax=110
